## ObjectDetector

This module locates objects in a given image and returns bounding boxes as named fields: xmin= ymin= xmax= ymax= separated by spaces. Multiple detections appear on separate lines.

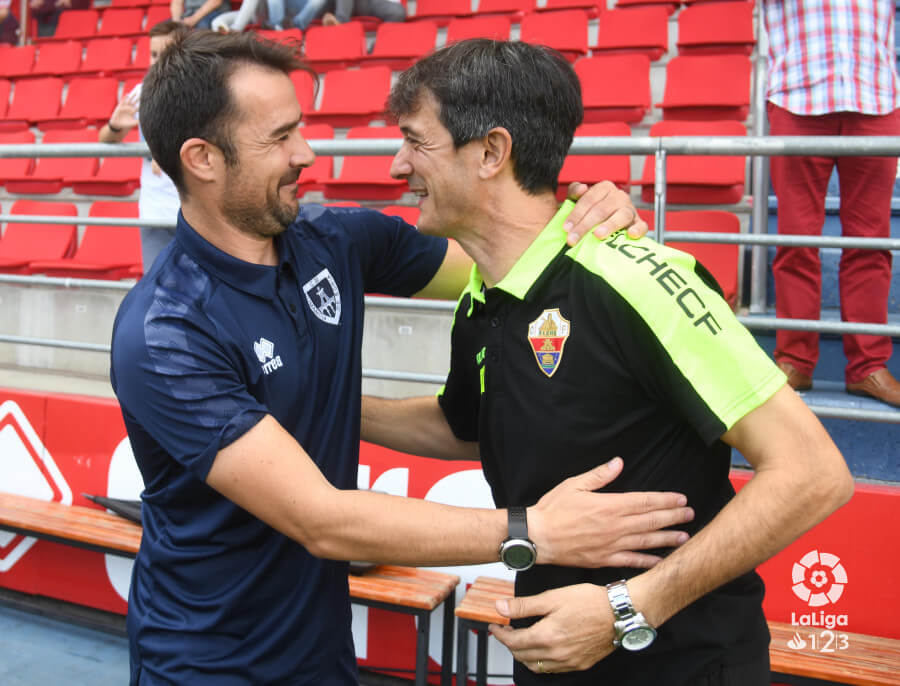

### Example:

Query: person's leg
xmin=193 ymin=4 xmax=230 ymax=29
xmin=266 ymin=0 xmax=286 ymax=28
xmin=139 ymin=227 xmax=176 ymax=273
xmin=835 ymin=108 xmax=900 ymax=383
xmin=767 ymin=102 xmax=837 ymax=379
xmin=211 ymin=10 xmax=238 ymax=31
xmin=354 ymin=0 xmax=405 ymax=21
xmin=292 ymin=0 xmax=328 ymax=28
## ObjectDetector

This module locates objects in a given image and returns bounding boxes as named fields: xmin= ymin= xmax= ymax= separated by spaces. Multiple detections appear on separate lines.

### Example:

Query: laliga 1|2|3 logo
xmin=787 ymin=550 xmax=850 ymax=653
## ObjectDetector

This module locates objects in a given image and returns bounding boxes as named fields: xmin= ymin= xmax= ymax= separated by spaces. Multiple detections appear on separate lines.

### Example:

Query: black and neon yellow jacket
xmin=438 ymin=200 xmax=784 ymax=685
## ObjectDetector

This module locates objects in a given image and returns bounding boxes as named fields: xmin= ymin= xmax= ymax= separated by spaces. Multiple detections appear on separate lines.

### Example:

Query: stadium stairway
xmin=736 ymin=172 xmax=900 ymax=483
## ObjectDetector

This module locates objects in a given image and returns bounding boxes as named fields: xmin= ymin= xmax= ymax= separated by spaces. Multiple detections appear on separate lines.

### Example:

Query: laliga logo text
xmin=788 ymin=550 xmax=850 ymax=653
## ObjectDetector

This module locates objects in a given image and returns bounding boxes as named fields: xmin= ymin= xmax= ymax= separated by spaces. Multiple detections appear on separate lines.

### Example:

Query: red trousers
xmin=768 ymin=102 xmax=899 ymax=383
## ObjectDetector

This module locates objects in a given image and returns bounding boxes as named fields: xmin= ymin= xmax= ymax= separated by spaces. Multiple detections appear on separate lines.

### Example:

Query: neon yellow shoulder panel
xmin=567 ymin=233 xmax=784 ymax=431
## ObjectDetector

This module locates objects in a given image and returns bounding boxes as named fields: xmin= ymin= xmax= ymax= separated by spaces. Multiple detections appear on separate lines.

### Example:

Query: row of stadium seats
xmin=0 ymin=120 xmax=747 ymax=203
xmin=0 ymin=198 xmax=742 ymax=308
xmin=0 ymin=52 xmax=751 ymax=131
xmin=0 ymin=38 xmax=152 ymax=79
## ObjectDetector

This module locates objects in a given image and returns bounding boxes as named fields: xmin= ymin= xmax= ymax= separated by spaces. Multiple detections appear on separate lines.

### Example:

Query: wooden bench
xmin=0 ymin=492 xmax=459 ymax=686
xmin=455 ymin=576 xmax=900 ymax=686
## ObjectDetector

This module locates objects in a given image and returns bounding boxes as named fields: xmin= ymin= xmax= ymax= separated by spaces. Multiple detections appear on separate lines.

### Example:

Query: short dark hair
xmin=387 ymin=39 xmax=583 ymax=195
xmin=148 ymin=19 xmax=189 ymax=39
xmin=140 ymin=31 xmax=309 ymax=193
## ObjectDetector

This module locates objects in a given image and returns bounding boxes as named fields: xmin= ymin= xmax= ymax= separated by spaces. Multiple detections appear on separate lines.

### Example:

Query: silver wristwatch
xmin=607 ymin=580 xmax=657 ymax=651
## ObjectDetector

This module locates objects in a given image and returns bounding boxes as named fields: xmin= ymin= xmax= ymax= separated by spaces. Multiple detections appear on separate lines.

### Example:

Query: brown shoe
xmin=846 ymin=368 xmax=900 ymax=408
xmin=777 ymin=361 xmax=812 ymax=391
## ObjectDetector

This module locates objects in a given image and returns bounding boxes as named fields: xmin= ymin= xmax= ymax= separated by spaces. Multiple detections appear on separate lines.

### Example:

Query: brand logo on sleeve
xmin=303 ymin=268 xmax=341 ymax=325
xmin=253 ymin=337 xmax=283 ymax=375
xmin=527 ymin=308 xmax=570 ymax=378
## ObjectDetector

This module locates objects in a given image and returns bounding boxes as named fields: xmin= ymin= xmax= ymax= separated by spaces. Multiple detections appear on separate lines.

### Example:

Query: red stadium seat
xmin=303 ymin=22 xmax=366 ymax=72
xmin=31 ymin=41 xmax=83 ymax=77
xmin=677 ymin=1 xmax=755 ymax=56
xmin=0 ymin=77 xmax=64 ymax=133
xmin=145 ymin=5 xmax=171 ymax=28
xmin=290 ymin=69 xmax=317 ymax=116
xmin=519 ymin=10 xmax=589 ymax=62
xmin=410 ymin=0 xmax=474 ymax=26
xmin=254 ymin=28 xmax=303 ymax=45
xmin=297 ymin=124 xmax=334 ymax=195
xmin=657 ymin=55 xmax=752 ymax=121
xmin=44 ymin=9 xmax=100 ymax=41
xmin=476 ymin=0 xmax=532 ymax=21
xmin=38 ymin=76 xmax=119 ymax=130
xmin=661 ymin=209 xmax=742 ymax=309
xmin=0 ymin=130 xmax=36 ymax=189
xmin=4 ymin=128 xmax=98 ymax=195
xmin=614 ymin=0 xmax=678 ymax=15
xmin=575 ymin=54 xmax=651 ymax=123
xmin=0 ymin=45 xmax=37 ymax=79
xmin=380 ymin=205 xmax=420 ymax=226
xmin=363 ymin=20 xmax=438 ymax=70
xmin=130 ymin=36 xmax=150 ymax=75
xmin=69 ymin=156 xmax=142 ymax=196
xmin=29 ymin=201 xmax=142 ymax=280
xmin=109 ymin=0 xmax=153 ymax=7
xmin=0 ymin=200 xmax=78 ymax=275
xmin=592 ymin=6 xmax=669 ymax=61
xmin=306 ymin=67 xmax=392 ymax=128
xmin=445 ymin=15 xmax=511 ymax=43
xmin=556 ymin=122 xmax=631 ymax=201
xmin=539 ymin=0 xmax=603 ymax=18
xmin=0 ymin=80 xmax=9 ymax=119
xmin=80 ymin=37 xmax=134 ymax=76
xmin=323 ymin=126 xmax=406 ymax=201
xmin=638 ymin=119 xmax=747 ymax=204
xmin=98 ymin=7 xmax=145 ymax=36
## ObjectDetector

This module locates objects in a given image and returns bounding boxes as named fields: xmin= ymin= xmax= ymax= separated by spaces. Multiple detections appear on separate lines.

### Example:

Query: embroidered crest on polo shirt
xmin=527 ymin=308 xmax=571 ymax=378
xmin=253 ymin=337 xmax=284 ymax=375
xmin=302 ymin=268 xmax=342 ymax=325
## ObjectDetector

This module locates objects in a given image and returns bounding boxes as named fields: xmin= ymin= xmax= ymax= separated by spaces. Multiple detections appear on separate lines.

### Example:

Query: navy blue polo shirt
xmin=110 ymin=205 xmax=446 ymax=685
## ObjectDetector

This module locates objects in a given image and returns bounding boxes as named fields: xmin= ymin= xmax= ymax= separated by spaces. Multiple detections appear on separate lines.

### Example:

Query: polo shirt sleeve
xmin=111 ymin=292 xmax=268 ymax=481
xmin=569 ymin=236 xmax=784 ymax=445
xmin=332 ymin=207 xmax=448 ymax=296
xmin=436 ymin=294 xmax=481 ymax=442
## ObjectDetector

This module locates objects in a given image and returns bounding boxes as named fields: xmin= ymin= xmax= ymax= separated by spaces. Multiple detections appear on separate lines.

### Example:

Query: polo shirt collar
xmin=174 ymin=211 xmax=295 ymax=300
xmin=463 ymin=200 xmax=575 ymax=316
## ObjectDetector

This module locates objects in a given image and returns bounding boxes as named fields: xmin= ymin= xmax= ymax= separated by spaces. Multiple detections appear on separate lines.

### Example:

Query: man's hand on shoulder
xmin=564 ymin=181 xmax=648 ymax=245
xmin=527 ymin=457 xmax=693 ymax=569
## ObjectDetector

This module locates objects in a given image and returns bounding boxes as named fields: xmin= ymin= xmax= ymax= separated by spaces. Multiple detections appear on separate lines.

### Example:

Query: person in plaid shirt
xmin=763 ymin=0 xmax=900 ymax=407
xmin=0 ymin=0 xmax=19 ymax=44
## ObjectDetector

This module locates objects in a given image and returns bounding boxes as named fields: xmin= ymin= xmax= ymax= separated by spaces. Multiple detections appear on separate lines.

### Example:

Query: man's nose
xmin=390 ymin=146 xmax=412 ymax=179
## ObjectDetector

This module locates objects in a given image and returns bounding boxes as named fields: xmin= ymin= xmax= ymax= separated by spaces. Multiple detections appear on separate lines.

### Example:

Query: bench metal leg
xmin=475 ymin=625 xmax=489 ymax=686
xmin=415 ymin=609 xmax=430 ymax=686
xmin=457 ymin=618 xmax=470 ymax=686
xmin=440 ymin=591 xmax=455 ymax=686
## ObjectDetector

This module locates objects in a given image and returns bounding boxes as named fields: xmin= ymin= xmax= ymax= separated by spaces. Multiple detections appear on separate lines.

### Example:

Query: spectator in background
xmin=99 ymin=20 xmax=188 ymax=273
xmin=0 ymin=0 xmax=20 ymax=45
xmin=171 ymin=0 xmax=229 ymax=29
xmin=29 ymin=0 xmax=89 ymax=38
xmin=320 ymin=0 xmax=404 ymax=26
xmin=764 ymin=0 xmax=900 ymax=408
xmin=211 ymin=0 xmax=266 ymax=32
xmin=266 ymin=0 xmax=326 ymax=30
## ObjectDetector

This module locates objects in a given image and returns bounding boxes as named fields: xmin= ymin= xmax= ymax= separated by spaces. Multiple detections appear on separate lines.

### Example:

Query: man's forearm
xmin=630 ymin=388 xmax=853 ymax=628
xmin=361 ymin=395 xmax=478 ymax=461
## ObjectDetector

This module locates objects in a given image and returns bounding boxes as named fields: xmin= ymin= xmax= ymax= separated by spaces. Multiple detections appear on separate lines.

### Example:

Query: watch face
xmin=621 ymin=626 xmax=656 ymax=651
xmin=501 ymin=540 xmax=536 ymax=570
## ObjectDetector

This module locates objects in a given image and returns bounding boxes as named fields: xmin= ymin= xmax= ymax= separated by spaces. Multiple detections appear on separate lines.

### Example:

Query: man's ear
xmin=179 ymin=137 xmax=223 ymax=187
xmin=478 ymin=127 xmax=513 ymax=180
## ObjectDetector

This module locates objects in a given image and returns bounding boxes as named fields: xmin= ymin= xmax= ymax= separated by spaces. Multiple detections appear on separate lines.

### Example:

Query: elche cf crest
xmin=527 ymin=308 xmax=571 ymax=377
xmin=303 ymin=268 xmax=341 ymax=325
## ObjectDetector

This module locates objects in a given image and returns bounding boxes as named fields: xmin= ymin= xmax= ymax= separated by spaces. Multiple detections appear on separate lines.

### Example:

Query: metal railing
xmin=2 ymin=136 xmax=900 ymax=421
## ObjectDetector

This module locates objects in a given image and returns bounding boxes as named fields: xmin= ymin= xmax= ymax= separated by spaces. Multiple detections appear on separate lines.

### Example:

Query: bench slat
xmin=769 ymin=621 xmax=900 ymax=686
xmin=349 ymin=566 xmax=460 ymax=610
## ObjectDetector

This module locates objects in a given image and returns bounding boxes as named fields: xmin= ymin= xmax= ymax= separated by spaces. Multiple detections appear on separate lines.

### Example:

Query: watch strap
xmin=607 ymin=580 xmax=636 ymax=621
xmin=507 ymin=506 xmax=528 ymax=540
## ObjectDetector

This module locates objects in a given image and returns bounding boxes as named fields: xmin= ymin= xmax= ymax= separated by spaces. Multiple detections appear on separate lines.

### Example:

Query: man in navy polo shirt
xmin=109 ymin=31 xmax=694 ymax=685
xmin=362 ymin=40 xmax=854 ymax=685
